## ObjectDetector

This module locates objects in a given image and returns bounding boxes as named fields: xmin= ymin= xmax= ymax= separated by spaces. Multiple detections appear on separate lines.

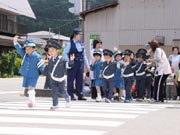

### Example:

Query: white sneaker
xmin=27 ymin=100 xmax=35 ymax=108
xmin=96 ymin=96 xmax=102 ymax=102
xmin=66 ymin=96 xmax=71 ymax=108
xmin=50 ymin=105 xmax=59 ymax=111
xmin=105 ymin=98 xmax=111 ymax=103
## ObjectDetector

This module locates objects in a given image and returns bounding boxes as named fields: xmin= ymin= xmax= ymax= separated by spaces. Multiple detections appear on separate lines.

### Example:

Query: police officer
xmin=63 ymin=28 xmax=89 ymax=100
xmin=134 ymin=49 xmax=147 ymax=101
xmin=13 ymin=35 xmax=44 ymax=108
xmin=122 ymin=49 xmax=136 ymax=103
xmin=45 ymin=40 xmax=74 ymax=110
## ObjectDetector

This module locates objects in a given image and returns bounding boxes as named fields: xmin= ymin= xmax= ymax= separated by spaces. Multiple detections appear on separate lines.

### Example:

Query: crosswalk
xmin=0 ymin=99 xmax=174 ymax=135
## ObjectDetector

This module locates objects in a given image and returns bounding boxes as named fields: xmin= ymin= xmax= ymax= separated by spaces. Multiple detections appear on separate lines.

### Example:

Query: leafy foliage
xmin=0 ymin=50 xmax=21 ymax=78
xmin=17 ymin=0 xmax=116 ymax=36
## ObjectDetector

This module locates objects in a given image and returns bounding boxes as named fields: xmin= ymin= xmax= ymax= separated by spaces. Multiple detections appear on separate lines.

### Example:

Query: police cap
xmin=44 ymin=40 xmax=61 ymax=52
xmin=73 ymin=28 xmax=83 ymax=35
xmin=23 ymin=39 xmax=36 ymax=48
xmin=114 ymin=50 xmax=123 ymax=57
xmin=124 ymin=49 xmax=133 ymax=56
xmin=103 ymin=49 xmax=113 ymax=57
xmin=93 ymin=49 xmax=102 ymax=56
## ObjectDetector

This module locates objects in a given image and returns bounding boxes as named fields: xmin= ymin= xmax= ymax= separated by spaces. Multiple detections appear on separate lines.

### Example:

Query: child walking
xmin=90 ymin=49 xmax=103 ymax=102
xmin=44 ymin=40 xmax=74 ymax=110
xmin=13 ymin=35 xmax=44 ymax=108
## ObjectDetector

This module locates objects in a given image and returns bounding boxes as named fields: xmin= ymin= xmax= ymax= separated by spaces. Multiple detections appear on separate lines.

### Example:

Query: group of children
xmin=90 ymin=47 xmax=157 ymax=103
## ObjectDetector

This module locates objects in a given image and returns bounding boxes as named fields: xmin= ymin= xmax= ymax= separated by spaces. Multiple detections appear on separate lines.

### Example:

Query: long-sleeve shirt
xmin=63 ymin=39 xmax=89 ymax=67
xmin=153 ymin=48 xmax=171 ymax=75
xmin=14 ymin=43 xmax=44 ymax=78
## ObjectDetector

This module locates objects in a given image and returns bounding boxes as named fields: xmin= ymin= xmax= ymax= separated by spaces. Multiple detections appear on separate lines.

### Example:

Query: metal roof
xmin=28 ymin=31 xmax=70 ymax=41
xmin=0 ymin=0 xmax=36 ymax=19
xmin=80 ymin=1 xmax=119 ymax=17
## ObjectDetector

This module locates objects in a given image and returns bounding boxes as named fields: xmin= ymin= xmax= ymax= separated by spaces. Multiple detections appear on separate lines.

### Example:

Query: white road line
xmin=0 ymin=116 xmax=124 ymax=127
xmin=0 ymin=103 xmax=160 ymax=111
xmin=0 ymin=127 xmax=105 ymax=135
xmin=0 ymin=104 xmax=149 ymax=114
xmin=0 ymin=109 xmax=138 ymax=119
xmin=0 ymin=91 xmax=21 ymax=94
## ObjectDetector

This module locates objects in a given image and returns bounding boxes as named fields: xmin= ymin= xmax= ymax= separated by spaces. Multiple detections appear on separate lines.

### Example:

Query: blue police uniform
xmin=122 ymin=49 xmax=135 ymax=102
xmin=14 ymin=40 xmax=44 ymax=88
xmin=102 ymin=49 xmax=118 ymax=101
xmin=45 ymin=40 xmax=73 ymax=107
xmin=63 ymin=36 xmax=89 ymax=100
xmin=133 ymin=49 xmax=147 ymax=100
xmin=90 ymin=50 xmax=103 ymax=87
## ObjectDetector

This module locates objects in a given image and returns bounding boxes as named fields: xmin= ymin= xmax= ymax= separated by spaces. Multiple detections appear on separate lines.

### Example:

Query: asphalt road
xmin=0 ymin=77 xmax=180 ymax=135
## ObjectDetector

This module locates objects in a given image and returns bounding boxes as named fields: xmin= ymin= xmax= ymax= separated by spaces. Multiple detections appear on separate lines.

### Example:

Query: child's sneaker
xmin=105 ymin=98 xmax=111 ymax=103
xmin=96 ymin=96 xmax=102 ymax=102
xmin=50 ymin=105 xmax=59 ymax=111
xmin=65 ymin=96 xmax=71 ymax=108
xmin=27 ymin=100 xmax=35 ymax=108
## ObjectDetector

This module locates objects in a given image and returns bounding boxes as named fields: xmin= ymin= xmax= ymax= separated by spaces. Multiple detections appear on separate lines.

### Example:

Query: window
xmin=0 ymin=14 xmax=8 ymax=31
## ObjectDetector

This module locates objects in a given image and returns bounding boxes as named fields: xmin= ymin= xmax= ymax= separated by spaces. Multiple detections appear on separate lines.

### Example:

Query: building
xmin=80 ymin=0 xmax=180 ymax=56
xmin=0 ymin=0 xmax=35 ymax=53
xmin=27 ymin=31 xmax=70 ymax=47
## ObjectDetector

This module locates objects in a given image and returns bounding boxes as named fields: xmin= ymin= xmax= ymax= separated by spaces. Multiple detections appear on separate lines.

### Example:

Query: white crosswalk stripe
xmin=0 ymin=99 xmax=174 ymax=135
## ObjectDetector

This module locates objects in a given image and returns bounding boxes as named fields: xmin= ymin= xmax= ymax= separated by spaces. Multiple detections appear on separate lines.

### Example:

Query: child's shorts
xmin=22 ymin=77 xmax=38 ymax=88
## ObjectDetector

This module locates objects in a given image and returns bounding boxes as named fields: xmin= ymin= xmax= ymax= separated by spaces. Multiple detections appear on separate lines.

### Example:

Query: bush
xmin=0 ymin=50 xmax=21 ymax=78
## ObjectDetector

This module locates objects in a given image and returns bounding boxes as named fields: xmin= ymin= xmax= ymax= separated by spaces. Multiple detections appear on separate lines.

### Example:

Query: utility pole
xmin=48 ymin=27 xmax=51 ymax=40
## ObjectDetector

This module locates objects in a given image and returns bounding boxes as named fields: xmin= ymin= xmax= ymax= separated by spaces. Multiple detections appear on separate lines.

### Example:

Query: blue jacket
xmin=90 ymin=60 xmax=103 ymax=80
xmin=114 ymin=60 xmax=124 ymax=81
xmin=14 ymin=43 xmax=44 ymax=78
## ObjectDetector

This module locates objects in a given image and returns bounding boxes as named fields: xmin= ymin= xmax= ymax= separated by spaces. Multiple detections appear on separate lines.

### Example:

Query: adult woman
xmin=63 ymin=28 xmax=89 ymax=100
xmin=148 ymin=40 xmax=171 ymax=102
xmin=169 ymin=46 xmax=180 ymax=99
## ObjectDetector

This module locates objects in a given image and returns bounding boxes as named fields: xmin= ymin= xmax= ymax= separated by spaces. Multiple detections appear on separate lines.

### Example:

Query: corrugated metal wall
xmin=84 ymin=0 xmax=180 ymax=58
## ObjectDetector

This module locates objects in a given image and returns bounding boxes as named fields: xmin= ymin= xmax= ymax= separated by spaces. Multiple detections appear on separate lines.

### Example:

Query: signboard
xmin=89 ymin=34 xmax=100 ymax=51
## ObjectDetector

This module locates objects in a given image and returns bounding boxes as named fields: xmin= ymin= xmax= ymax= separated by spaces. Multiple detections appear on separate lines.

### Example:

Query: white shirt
xmin=153 ymin=48 xmax=172 ymax=75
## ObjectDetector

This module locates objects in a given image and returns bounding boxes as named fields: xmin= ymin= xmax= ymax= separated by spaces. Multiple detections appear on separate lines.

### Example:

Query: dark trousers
xmin=44 ymin=73 xmax=51 ymax=89
xmin=177 ymin=82 xmax=180 ymax=97
xmin=103 ymin=78 xmax=114 ymax=100
xmin=67 ymin=61 xmax=84 ymax=98
xmin=51 ymin=80 xmax=69 ymax=106
xmin=136 ymin=79 xmax=146 ymax=99
xmin=124 ymin=79 xmax=133 ymax=100
xmin=145 ymin=77 xmax=152 ymax=99
xmin=153 ymin=74 xmax=169 ymax=102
